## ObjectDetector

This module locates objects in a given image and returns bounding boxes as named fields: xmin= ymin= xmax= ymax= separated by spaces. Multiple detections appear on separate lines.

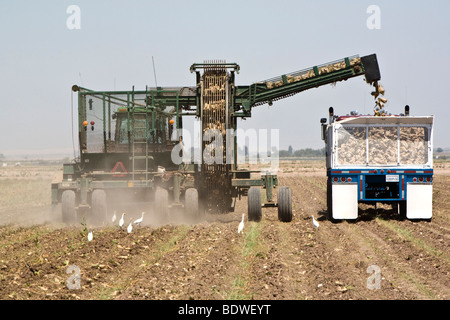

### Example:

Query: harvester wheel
xmin=277 ymin=186 xmax=292 ymax=222
xmin=91 ymin=189 xmax=107 ymax=226
xmin=185 ymin=188 xmax=199 ymax=221
xmin=248 ymin=187 xmax=262 ymax=222
xmin=62 ymin=190 xmax=76 ymax=224
xmin=155 ymin=188 xmax=169 ymax=222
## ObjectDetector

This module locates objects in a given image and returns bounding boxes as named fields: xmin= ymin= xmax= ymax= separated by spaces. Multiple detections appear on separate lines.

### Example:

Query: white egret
xmin=237 ymin=213 xmax=245 ymax=234
xmin=134 ymin=212 xmax=145 ymax=226
xmin=127 ymin=218 xmax=133 ymax=234
xmin=312 ymin=215 xmax=320 ymax=228
xmin=119 ymin=212 xmax=126 ymax=228
xmin=87 ymin=226 xmax=93 ymax=242
xmin=112 ymin=211 xmax=117 ymax=223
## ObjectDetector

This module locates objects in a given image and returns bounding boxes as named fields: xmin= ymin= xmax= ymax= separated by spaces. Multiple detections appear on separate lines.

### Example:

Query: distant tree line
xmin=279 ymin=146 xmax=325 ymax=158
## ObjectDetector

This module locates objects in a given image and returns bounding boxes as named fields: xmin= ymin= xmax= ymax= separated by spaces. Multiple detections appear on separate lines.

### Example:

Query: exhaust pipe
xmin=329 ymin=107 xmax=334 ymax=124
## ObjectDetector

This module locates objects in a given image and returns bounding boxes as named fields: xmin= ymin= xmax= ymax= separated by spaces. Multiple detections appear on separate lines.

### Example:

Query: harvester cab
xmin=52 ymin=86 xmax=193 ymax=226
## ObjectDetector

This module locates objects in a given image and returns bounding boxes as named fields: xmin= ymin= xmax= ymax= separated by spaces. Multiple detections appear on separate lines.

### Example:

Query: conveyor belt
xmin=200 ymin=61 xmax=232 ymax=212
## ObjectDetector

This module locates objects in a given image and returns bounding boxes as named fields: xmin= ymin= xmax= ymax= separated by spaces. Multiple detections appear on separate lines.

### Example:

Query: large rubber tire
xmin=277 ymin=186 xmax=292 ymax=222
xmin=91 ymin=189 xmax=107 ymax=226
xmin=185 ymin=188 xmax=199 ymax=221
xmin=155 ymin=188 xmax=169 ymax=223
xmin=399 ymin=200 xmax=407 ymax=220
xmin=326 ymin=178 xmax=333 ymax=221
xmin=326 ymin=177 xmax=339 ymax=223
xmin=248 ymin=187 xmax=262 ymax=222
xmin=61 ymin=190 xmax=76 ymax=224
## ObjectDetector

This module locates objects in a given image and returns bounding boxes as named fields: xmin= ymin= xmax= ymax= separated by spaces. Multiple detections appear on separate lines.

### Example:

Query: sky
xmin=0 ymin=0 xmax=449 ymax=157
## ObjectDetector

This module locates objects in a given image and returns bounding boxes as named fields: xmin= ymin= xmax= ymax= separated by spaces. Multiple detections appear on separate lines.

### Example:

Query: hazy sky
xmin=1 ymin=0 xmax=449 ymax=156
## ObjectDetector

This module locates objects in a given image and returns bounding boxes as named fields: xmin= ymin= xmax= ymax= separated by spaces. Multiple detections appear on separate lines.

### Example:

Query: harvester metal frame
xmin=52 ymin=53 xmax=381 ymax=224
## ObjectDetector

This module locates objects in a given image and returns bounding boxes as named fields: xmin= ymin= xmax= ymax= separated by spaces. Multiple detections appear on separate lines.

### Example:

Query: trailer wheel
xmin=326 ymin=178 xmax=337 ymax=223
xmin=155 ymin=188 xmax=169 ymax=223
xmin=91 ymin=189 xmax=107 ymax=226
xmin=248 ymin=187 xmax=262 ymax=222
xmin=327 ymin=178 xmax=337 ymax=222
xmin=327 ymin=179 xmax=331 ymax=217
xmin=277 ymin=186 xmax=292 ymax=222
xmin=62 ymin=190 xmax=76 ymax=224
xmin=399 ymin=200 xmax=407 ymax=220
xmin=185 ymin=188 xmax=199 ymax=221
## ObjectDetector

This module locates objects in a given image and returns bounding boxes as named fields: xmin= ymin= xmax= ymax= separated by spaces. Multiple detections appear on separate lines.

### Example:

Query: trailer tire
xmin=277 ymin=186 xmax=292 ymax=222
xmin=399 ymin=200 xmax=407 ymax=220
xmin=62 ymin=190 xmax=76 ymax=224
xmin=155 ymin=188 xmax=169 ymax=223
xmin=248 ymin=187 xmax=262 ymax=222
xmin=185 ymin=188 xmax=199 ymax=221
xmin=326 ymin=178 xmax=338 ymax=223
xmin=91 ymin=189 xmax=107 ymax=226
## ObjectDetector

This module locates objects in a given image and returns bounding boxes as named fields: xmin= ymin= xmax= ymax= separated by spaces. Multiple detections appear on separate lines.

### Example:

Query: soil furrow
xmin=0 ymin=163 xmax=448 ymax=300
xmin=115 ymin=221 xmax=244 ymax=300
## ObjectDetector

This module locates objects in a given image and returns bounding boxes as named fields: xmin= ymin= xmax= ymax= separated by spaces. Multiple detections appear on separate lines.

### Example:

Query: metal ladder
xmin=130 ymin=94 xmax=150 ymax=182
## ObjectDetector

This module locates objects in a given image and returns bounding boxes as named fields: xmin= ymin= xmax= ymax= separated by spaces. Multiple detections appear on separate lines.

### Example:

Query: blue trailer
xmin=321 ymin=107 xmax=434 ymax=221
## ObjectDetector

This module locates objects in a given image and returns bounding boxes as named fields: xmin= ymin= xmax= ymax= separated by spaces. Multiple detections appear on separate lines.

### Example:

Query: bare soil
xmin=0 ymin=162 xmax=448 ymax=300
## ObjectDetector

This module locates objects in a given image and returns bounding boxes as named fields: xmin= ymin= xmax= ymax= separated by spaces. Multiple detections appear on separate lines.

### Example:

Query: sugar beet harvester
xmin=321 ymin=106 xmax=434 ymax=221
xmin=52 ymin=54 xmax=381 ymax=226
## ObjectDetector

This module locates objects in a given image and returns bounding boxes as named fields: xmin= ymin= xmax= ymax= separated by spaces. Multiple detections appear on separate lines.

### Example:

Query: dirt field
xmin=0 ymin=161 xmax=448 ymax=300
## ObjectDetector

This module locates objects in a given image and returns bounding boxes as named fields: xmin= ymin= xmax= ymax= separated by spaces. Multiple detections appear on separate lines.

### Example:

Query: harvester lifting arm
xmin=233 ymin=54 xmax=381 ymax=116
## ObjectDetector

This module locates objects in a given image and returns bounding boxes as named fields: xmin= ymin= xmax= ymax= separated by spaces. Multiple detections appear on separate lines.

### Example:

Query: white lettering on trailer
xmin=386 ymin=175 xmax=399 ymax=182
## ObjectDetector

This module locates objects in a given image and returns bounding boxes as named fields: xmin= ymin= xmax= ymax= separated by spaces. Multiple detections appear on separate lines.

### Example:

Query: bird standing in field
xmin=111 ymin=211 xmax=117 ymax=224
xmin=237 ymin=213 xmax=245 ymax=234
xmin=119 ymin=212 xmax=126 ymax=228
xmin=87 ymin=226 xmax=93 ymax=242
xmin=127 ymin=218 xmax=133 ymax=234
xmin=134 ymin=212 xmax=145 ymax=227
xmin=312 ymin=215 xmax=320 ymax=228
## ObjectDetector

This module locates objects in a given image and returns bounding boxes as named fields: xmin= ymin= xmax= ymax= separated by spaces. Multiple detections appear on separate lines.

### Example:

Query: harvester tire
xmin=185 ymin=188 xmax=199 ymax=221
xmin=277 ymin=186 xmax=292 ymax=222
xmin=155 ymin=188 xmax=169 ymax=222
xmin=91 ymin=189 xmax=107 ymax=226
xmin=62 ymin=190 xmax=76 ymax=224
xmin=248 ymin=187 xmax=262 ymax=222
